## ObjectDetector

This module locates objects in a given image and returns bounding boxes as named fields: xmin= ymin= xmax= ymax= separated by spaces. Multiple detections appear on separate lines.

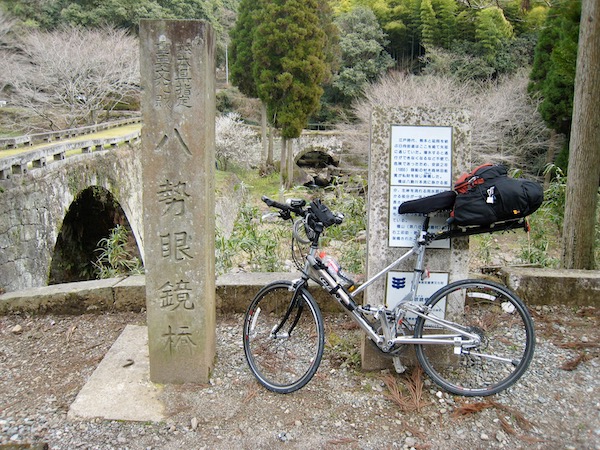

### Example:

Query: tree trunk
xmin=561 ymin=0 xmax=600 ymax=269
xmin=287 ymin=139 xmax=294 ymax=189
xmin=280 ymin=137 xmax=287 ymax=185
xmin=267 ymin=128 xmax=273 ymax=167
xmin=261 ymin=102 xmax=268 ymax=164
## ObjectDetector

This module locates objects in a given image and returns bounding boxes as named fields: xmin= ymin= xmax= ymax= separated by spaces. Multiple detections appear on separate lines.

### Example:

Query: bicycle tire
xmin=414 ymin=279 xmax=535 ymax=396
xmin=243 ymin=280 xmax=325 ymax=394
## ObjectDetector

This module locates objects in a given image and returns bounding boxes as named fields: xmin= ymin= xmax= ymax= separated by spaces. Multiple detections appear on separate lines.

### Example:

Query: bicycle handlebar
xmin=261 ymin=196 xmax=290 ymax=212
xmin=261 ymin=195 xmax=343 ymax=228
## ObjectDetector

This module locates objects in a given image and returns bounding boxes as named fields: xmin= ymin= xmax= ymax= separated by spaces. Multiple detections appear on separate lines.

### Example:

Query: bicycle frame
xmin=298 ymin=222 xmax=482 ymax=354
xmin=265 ymin=196 xmax=528 ymax=363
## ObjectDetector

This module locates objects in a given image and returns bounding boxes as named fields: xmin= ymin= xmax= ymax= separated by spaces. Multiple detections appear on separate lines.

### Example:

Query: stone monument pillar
xmin=363 ymin=107 xmax=471 ymax=370
xmin=140 ymin=20 xmax=216 ymax=383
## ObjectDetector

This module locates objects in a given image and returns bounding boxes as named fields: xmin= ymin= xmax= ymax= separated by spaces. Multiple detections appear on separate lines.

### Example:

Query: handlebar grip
xmin=262 ymin=196 xmax=289 ymax=211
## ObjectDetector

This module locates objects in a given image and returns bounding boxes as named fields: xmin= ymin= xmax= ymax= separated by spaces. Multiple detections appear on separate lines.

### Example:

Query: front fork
xmin=270 ymin=279 xmax=306 ymax=338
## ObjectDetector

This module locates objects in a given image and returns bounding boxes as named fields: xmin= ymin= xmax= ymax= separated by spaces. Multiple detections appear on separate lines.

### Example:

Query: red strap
xmin=454 ymin=163 xmax=493 ymax=194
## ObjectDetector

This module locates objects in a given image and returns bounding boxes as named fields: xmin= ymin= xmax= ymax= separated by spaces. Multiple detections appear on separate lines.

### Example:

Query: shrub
xmin=93 ymin=225 xmax=143 ymax=279
xmin=347 ymin=71 xmax=552 ymax=172
xmin=215 ymin=112 xmax=262 ymax=170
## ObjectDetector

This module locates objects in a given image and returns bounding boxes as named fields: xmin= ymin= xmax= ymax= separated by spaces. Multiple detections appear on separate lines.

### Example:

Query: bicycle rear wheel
xmin=414 ymin=279 xmax=535 ymax=396
xmin=243 ymin=281 xmax=324 ymax=394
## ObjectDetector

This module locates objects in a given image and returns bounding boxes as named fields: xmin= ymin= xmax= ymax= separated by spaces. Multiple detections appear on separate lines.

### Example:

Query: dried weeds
xmin=325 ymin=437 xmax=358 ymax=446
xmin=383 ymin=366 xmax=427 ymax=413
xmin=557 ymin=341 xmax=600 ymax=350
xmin=453 ymin=399 xmax=533 ymax=432
xmin=242 ymin=383 xmax=259 ymax=404
xmin=560 ymin=352 xmax=593 ymax=371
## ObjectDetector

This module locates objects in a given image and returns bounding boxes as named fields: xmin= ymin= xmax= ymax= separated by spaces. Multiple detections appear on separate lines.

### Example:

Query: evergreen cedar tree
xmin=231 ymin=0 xmax=327 ymax=139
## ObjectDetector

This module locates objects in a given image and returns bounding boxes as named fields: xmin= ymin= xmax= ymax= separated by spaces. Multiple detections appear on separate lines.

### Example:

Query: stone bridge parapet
xmin=0 ymin=130 xmax=141 ymax=180
xmin=0 ymin=269 xmax=597 ymax=316
xmin=0 ymin=117 xmax=141 ymax=150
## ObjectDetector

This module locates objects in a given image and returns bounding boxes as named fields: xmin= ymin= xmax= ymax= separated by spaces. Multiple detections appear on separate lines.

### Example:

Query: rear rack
xmin=429 ymin=218 xmax=528 ymax=243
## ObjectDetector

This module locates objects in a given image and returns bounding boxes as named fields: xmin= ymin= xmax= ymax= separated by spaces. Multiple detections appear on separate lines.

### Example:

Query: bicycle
xmin=242 ymin=193 xmax=535 ymax=397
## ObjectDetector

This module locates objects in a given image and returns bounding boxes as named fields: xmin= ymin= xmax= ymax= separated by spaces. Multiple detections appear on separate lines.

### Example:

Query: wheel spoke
xmin=463 ymin=350 xmax=520 ymax=365
xmin=414 ymin=279 xmax=535 ymax=396
xmin=243 ymin=281 xmax=324 ymax=394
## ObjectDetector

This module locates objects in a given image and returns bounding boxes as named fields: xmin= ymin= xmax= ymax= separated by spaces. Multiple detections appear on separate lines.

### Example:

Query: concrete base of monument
xmin=68 ymin=325 xmax=165 ymax=423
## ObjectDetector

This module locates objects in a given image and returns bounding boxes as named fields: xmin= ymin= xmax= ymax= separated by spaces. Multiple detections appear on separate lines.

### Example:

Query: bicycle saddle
xmin=398 ymin=190 xmax=456 ymax=215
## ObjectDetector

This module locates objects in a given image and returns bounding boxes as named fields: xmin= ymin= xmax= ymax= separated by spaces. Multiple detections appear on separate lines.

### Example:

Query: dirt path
xmin=1 ymin=305 xmax=598 ymax=449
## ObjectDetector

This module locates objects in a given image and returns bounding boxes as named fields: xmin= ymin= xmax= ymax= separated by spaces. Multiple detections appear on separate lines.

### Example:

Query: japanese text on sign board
xmin=390 ymin=127 xmax=452 ymax=187
xmin=386 ymin=271 xmax=448 ymax=325
xmin=388 ymin=125 xmax=453 ymax=248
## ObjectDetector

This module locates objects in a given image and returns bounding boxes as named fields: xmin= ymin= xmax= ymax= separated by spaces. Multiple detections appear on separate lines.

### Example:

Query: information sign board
xmin=389 ymin=125 xmax=453 ymax=248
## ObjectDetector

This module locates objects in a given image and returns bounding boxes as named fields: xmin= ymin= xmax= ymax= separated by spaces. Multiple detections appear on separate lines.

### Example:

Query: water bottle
xmin=318 ymin=251 xmax=355 ymax=290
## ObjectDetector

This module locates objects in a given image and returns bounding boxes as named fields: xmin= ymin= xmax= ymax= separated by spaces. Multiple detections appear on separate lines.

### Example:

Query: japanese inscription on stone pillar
xmin=140 ymin=20 xmax=216 ymax=384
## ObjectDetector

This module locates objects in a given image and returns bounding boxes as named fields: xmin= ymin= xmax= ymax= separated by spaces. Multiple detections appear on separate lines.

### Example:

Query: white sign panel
xmin=389 ymin=125 xmax=453 ymax=248
xmin=390 ymin=125 xmax=452 ymax=187
xmin=386 ymin=271 xmax=449 ymax=326
xmin=389 ymin=186 xmax=450 ymax=248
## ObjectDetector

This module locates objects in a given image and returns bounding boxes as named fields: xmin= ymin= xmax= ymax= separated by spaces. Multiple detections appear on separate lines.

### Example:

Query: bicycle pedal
xmin=392 ymin=356 xmax=406 ymax=374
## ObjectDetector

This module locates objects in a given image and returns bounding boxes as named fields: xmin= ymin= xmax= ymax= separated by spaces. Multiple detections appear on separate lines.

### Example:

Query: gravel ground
xmin=1 ymin=304 xmax=599 ymax=450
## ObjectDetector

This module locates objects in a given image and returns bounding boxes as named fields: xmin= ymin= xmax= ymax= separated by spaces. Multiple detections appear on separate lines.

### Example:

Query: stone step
xmin=499 ymin=267 xmax=600 ymax=307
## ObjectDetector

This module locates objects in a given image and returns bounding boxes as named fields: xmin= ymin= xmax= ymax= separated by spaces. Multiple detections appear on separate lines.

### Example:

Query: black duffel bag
xmin=451 ymin=164 xmax=544 ymax=226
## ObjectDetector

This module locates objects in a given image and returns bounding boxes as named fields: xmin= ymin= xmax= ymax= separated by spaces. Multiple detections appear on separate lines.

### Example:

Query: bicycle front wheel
xmin=243 ymin=281 xmax=324 ymax=394
xmin=414 ymin=279 xmax=535 ymax=396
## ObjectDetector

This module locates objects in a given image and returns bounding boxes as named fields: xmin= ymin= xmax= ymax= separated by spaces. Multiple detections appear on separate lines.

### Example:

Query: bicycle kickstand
xmin=392 ymin=356 xmax=407 ymax=374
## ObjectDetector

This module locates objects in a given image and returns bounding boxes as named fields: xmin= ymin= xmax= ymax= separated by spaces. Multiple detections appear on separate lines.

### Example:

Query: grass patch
xmin=216 ymin=166 xmax=367 ymax=277
xmin=326 ymin=328 xmax=362 ymax=370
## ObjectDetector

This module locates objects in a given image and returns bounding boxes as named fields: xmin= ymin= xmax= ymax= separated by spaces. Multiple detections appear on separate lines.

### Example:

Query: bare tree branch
xmin=7 ymin=26 xmax=139 ymax=130
xmin=0 ymin=9 xmax=14 ymax=42
xmin=0 ymin=10 xmax=17 ymax=96
xmin=341 ymin=70 xmax=553 ymax=172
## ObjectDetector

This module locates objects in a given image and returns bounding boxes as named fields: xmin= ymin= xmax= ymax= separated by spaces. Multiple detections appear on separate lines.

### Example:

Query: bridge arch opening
xmin=48 ymin=186 xmax=142 ymax=285
xmin=295 ymin=148 xmax=340 ymax=187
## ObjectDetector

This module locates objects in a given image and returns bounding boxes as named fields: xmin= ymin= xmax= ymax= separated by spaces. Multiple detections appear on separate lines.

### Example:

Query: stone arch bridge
xmin=0 ymin=142 xmax=144 ymax=294
xmin=0 ymin=129 xmax=351 ymax=294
